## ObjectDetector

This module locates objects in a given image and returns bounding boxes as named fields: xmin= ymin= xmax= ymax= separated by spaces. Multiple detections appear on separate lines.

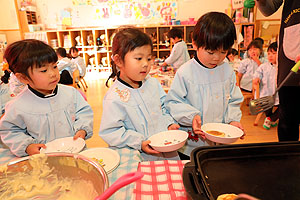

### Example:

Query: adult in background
xmin=256 ymin=0 xmax=300 ymax=141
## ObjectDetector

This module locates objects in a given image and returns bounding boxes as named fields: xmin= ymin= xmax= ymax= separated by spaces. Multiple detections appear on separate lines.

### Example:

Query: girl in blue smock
xmin=99 ymin=28 xmax=180 ymax=161
xmin=165 ymin=12 xmax=245 ymax=159
xmin=237 ymin=40 xmax=264 ymax=92
xmin=0 ymin=39 xmax=93 ymax=157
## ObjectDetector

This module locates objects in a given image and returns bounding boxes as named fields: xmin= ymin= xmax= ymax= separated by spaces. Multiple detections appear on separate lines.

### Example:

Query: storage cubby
xmin=45 ymin=24 xmax=195 ymax=73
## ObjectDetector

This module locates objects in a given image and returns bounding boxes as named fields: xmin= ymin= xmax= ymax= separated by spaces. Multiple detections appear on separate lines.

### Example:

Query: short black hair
xmin=4 ymin=39 xmax=57 ymax=78
xmin=231 ymin=48 xmax=238 ymax=56
xmin=168 ymin=28 xmax=183 ymax=39
xmin=254 ymin=37 xmax=264 ymax=46
xmin=247 ymin=40 xmax=263 ymax=51
xmin=267 ymin=42 xmax=278 ymax=52
xmin=69 ymin=46 xmax=79 ymax=54
xmin=193 ymin=12 xmax=236 ymax=51
xmin=56 ymin=47 xmax=67 ymax=57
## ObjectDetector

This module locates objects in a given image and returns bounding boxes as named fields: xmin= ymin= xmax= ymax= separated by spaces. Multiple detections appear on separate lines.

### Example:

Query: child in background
xmin=161 ymin=28 xmax=190 ymax=72
xmin=99 ymin=28 xmax=180 ymax=161
xmin=56 ymin=47 xmax=74 ymax=85
xmin=225 ymin=48 xmax=240 ymax=71
xmin=243 ymin=37 xmax=267 ymax=63
xmin=0 ymin=65 xmax=13 ymax=115
xmin=253 ymin=42 xmax=279 ymax=130
xmin=237 ymin=40 xmax=263 ymax=92
xmin=165 ymin=12 xmax=244 ymax=159
xmin=0 ymin=39 xmax=93 ymax=157
xmin=69 ymin=46 xmax=86 ymax=78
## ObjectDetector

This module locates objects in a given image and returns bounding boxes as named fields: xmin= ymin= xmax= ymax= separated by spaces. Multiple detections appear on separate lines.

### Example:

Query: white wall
xmin=177 ymin=0 xmax=229 ymax=21
xmin=0 ymin=0 xmax=19 ymax=30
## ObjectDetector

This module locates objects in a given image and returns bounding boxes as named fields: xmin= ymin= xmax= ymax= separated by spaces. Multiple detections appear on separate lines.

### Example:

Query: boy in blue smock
xmin=161 ymin=28 xmax=190 ymax=71
xmin=165 ymin=12 xmax=245 ymax=159
xmin=0 ymin=39 xmax=93 ymax=157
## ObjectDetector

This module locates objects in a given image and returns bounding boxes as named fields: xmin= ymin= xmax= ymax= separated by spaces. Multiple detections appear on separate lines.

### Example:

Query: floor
xmin=82 ymin=72 xmax=278 ymax=149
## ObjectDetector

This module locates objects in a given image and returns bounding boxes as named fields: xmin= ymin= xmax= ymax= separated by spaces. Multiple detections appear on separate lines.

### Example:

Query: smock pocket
xmin=283 ymin=23 xmax=300 ymax=61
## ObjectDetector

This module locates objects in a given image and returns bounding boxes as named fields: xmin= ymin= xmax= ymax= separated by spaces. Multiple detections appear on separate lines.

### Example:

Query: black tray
xmin=182 ymin=142 xmax=300 ymax=200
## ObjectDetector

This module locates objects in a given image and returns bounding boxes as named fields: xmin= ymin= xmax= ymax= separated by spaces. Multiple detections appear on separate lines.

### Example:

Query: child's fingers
xmin=39 ymin=144 xmax=47 ymax=149
xmin=146 ymin=147 xmax=160 ymax=154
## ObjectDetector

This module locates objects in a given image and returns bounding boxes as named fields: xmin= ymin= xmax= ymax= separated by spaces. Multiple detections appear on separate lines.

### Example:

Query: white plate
xmin=148 ymin=130 xmax=188 ymax=152
xmin=79 ymin=148 xmax=120 ymax=174
xmin=40 ymin=137 xmax=85 ymax=154
xmin=201 ymin=123 xmax=244 ymax=144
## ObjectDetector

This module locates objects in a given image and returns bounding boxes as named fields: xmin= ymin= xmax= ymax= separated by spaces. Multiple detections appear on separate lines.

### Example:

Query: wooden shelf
xmin=45 ymin=24 xmax=195 ymax=72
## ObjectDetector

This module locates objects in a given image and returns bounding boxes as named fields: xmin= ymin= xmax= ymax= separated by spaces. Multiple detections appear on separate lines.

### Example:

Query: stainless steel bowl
xmin=0 ymin=153 xmax=109 ymax=199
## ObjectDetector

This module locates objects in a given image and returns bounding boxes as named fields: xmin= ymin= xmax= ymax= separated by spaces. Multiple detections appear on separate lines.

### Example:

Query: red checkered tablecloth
xmin=132 ymin=160 xmax=188 ymax=200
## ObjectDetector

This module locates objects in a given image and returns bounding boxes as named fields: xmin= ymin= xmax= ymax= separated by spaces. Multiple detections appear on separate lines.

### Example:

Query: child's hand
xmin=296 ymin=54 xmax=300 ymax=62
xmin=73 ymin=130 xmax=87 ymax=140
xmin=168 ymin=123 xmax=180 ymax=130
xmin=192 ymin=115 xmax=205 ymax=138
xmin=26 ymin=143 xmax=46 ymax=155
xmin=251 ymin=53 xmax=261 ymax=65
xmin=229 ymin=121 xmax=245 ymax=139
xmin=141 ymin=140 xmax=160 ymax=154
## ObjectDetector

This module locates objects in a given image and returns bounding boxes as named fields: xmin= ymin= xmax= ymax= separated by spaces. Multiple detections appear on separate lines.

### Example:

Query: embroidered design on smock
xmin=115 ymin=87 xmax=130 ymax=102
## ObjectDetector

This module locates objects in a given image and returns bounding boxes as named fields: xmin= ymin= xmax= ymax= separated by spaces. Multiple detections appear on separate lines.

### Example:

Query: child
xmin=243 ymin=37 xmax=267 ymax=63
xmin=99 ymin=28 xmax=180 ymax=161
xmin=237 ymin=40 xmax=263 ymax=92
xmin=225 ymin=48 xmax=240 ymax=71
xmin=69 ymin=46 xmax=87 ymax=78
xmin=0 ymin=65 xmax=13 ymax=115
xmin=161 ymin=28 xmax=190 ymax=71
xmin=0 ymin=39 xmax=94 ymax=157
xmin=56 ymin=47 xmax=74 ymax=85
xmin=253 ymin=42 xmax=279 ymax=130
xmin=165 ymin=12 xmax=244 ymax=159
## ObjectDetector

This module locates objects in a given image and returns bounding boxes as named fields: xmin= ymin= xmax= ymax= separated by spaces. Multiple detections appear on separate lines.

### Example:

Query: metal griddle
xmin=182 ymin=142 xmax=300 ymax=200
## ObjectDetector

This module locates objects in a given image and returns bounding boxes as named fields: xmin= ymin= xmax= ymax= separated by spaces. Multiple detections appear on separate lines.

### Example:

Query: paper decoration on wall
xmin=61 ymin=8 xmax=72 ymax=26
xmin=231 ymin=0 xmax=244 ymax=10
xmin=72 ymin=0 xmax=177 ymax=27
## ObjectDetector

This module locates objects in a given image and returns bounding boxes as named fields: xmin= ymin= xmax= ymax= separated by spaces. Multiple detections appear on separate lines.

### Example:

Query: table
xmin=0 ymin=146 xmax=141 ymax=200
xmin=149 ymin=65 xmax=175 ymax=93
xmin=132 ymin=160 xmax=189 ymax=200
xmin=107 ymin=147 xmax=141 ymax=200
xmin=0 ymin=147 xmax=189 ymax=200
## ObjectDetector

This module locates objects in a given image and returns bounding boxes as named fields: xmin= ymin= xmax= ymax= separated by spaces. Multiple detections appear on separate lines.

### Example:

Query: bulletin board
xmin=36 ymin=0 xmax=178 ymax=29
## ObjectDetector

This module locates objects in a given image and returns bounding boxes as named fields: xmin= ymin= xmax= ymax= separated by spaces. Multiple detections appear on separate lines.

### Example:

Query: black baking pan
xmin=182 ymin=142 xmax=300 ymax=200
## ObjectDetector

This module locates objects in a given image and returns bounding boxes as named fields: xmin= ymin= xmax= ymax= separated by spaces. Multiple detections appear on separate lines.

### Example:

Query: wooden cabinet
xmin=235 ymin=22 xmax=256 ymax=58
xmin=19 ymin=10 xmax=37 ymax=33
xmin=45 ymin=25 xmax=195 ymax=73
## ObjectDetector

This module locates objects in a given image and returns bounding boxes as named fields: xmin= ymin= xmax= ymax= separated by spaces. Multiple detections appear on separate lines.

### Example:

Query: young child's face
xmin=248 ymin=46 xmax=261 ymax=59
xmin=196 ymin=47 xmax=228 ymax=68
xmin=118 ymin=45 xmax=153 ymax=88
xmin=267 ymin=49 xmax=277 ymax=65
xmin=71 ymin=50 xmax=79 ymax=58
xmin=25 ymin=62 xmax=60 ymax=95
xmin=227 ymin=53 xmax=235 ymax=62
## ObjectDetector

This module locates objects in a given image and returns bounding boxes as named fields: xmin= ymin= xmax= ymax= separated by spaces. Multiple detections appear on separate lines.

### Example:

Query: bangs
xmin=28 ymin=44 xmax=58 ymax=68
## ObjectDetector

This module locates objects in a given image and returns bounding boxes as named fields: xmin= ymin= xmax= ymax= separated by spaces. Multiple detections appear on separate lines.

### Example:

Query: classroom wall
xmin=0 ymin=0 xmax=19 ymax=30
xmin=177 ymin=0 xmax=229 ymax=21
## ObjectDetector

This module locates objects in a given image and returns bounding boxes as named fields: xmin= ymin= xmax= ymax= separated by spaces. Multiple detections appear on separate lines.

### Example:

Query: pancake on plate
xmin=206 ymin=130 xmax=225 ymax=137
xmin=217 ymin=193 xmax=237 ymax=200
